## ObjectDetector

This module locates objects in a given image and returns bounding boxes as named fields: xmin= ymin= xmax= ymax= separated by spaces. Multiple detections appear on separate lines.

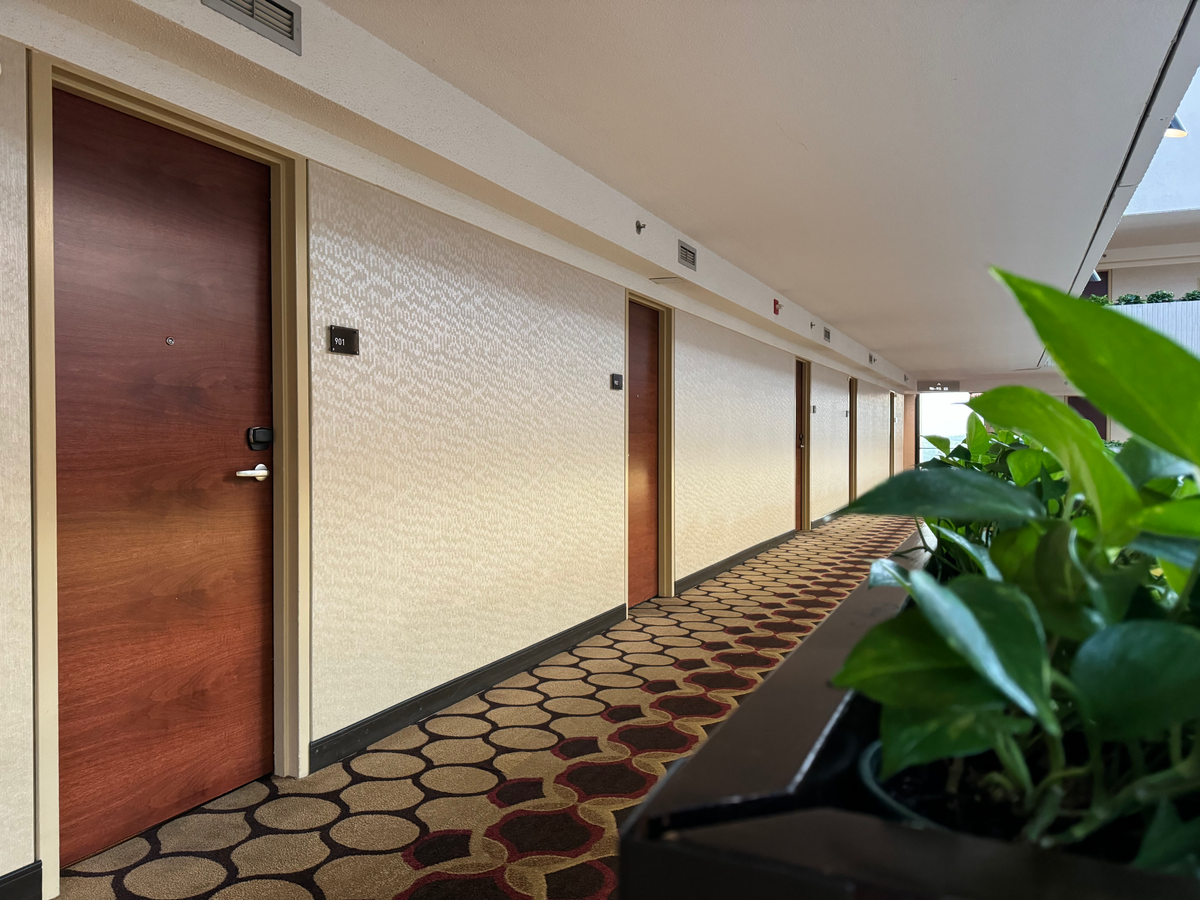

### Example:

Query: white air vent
xmin=823 ymin=327 xmax=831 ymax=343
xmin=203 ymin=0 xmax=302 ymax=54
xmin=678 ymin=240 xmax=697 ymax=271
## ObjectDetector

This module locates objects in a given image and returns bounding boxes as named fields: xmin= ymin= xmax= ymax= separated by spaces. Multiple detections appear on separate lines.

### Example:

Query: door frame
xmin=28 ymin=52 xmax=311 ymax=891
xmin=625 ymin=290 xmax=674 ymax=601
xmin=795 ymin=358 xmax=811 ymax=531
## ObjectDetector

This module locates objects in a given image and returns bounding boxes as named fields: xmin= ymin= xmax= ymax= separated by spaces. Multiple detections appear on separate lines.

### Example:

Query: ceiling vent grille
xmin=202 ymin=0 xmax=302 ymax=54
xmin=678 ymin=240 xmax=697 ymax=271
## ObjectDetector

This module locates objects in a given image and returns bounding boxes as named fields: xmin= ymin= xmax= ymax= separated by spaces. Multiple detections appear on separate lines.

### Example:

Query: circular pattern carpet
xmin=61 ymin=515 xmax=913 ymax=900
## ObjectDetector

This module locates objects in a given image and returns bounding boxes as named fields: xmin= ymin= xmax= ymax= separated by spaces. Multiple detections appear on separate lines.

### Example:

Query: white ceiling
xmin=323 ymin=0 xmax=1190 ymax=379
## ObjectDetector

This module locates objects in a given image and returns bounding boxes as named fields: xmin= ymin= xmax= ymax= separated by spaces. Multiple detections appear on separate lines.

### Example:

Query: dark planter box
xmin=620 ymin=533 xmax=1200 ymax=900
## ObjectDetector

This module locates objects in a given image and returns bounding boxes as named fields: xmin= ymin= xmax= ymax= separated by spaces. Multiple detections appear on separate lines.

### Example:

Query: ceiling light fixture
xmin=649 ymin=276 xmax=683 ymax=284
xmin=1166 ymin=115 xmax=1188 ymax=138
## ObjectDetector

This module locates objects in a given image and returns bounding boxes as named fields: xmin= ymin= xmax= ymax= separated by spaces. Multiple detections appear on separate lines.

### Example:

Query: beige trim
xmin=27 ymin=52 xmax=311 ymax=888
xmin=626 ymin=290 xmax=675 ymax=599
xmin=28 ymin=49 xmax=59 ymax=900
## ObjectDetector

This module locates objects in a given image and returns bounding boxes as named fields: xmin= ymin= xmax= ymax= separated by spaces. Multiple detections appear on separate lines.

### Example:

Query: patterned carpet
xmin=61 ymin=514 xmax=913 ymax=900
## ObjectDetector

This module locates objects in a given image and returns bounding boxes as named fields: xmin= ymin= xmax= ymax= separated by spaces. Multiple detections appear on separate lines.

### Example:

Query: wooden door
xmin=889 ymin=392 xmax=897 ymax=476
xmin=628 ymin=301 xmax=660 ymax=606
xmin=848 ymin=377 xmax=859 ymax=502
xmin=795 ymin=360 xmax=807 ymax=531
xmin=54 ymin=89 xmax=274 ymax=864
xmin=1067 ymin=395 xmax=1108 ymax=439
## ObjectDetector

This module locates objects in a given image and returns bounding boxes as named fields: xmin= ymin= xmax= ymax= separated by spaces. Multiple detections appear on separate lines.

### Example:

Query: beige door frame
xmin=625 ymin=290 xmax=675 ymax=600
xmin=28 ymin=52 xmax=311 ymax=893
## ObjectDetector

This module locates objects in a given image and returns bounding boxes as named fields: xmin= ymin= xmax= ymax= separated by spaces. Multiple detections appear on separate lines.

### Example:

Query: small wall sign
xmin=329 ymin=325 xmax=359 ymax=355
xmin=918 ymin=380 xmax=960 ymax=392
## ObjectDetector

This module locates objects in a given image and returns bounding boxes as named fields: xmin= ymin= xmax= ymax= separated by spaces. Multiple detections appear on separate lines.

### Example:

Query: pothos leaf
xmin=970 ymin=386 xmax=1140 ymax=544
xmin=883 ymin=565 xmax=1058 ymax=735
xmin=926 ymin=523 xmax=1002 ymax=580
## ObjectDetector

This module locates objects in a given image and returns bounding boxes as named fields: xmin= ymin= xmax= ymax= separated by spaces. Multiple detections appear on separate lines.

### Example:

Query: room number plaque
xmin=329 ymin=325 xmax=360 ymax=355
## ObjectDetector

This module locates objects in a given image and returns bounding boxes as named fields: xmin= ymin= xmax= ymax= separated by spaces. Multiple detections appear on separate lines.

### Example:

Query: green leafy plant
xmin=835 ymin=269 xmax=1200 ymax=875
xmin=1184 ymin=290 xmax=1200 ymax=303
xmin=1147 ymin=290 xmax=1176 ymax=304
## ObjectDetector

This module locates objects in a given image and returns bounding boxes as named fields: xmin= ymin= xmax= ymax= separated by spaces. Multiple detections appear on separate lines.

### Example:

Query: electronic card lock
xmin=246 ymin=427 xmax=273 ymax=451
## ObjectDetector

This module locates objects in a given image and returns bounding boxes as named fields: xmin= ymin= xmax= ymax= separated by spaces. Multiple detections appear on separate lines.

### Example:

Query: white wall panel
xmin=1116 ymin=299 xmax=1200 ymax=357
xmin=856 ymin=382 xmax=892 ymax=496
xmin=893 ymin=392 xmax=905 ymax=473
xmin=809 ymin=363 xmax=851 ymax=520
xmin=674 ymin=313 xmax=794 ymax=578
xmin=308 ymin=163 xmax=626 ymax=739
xmin=0 ymin=37 xmax=35 ymax=873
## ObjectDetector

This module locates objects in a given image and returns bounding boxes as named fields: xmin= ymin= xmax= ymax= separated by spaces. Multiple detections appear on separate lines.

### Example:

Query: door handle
xmin=236 ymin=464 xmax=269 ymax=481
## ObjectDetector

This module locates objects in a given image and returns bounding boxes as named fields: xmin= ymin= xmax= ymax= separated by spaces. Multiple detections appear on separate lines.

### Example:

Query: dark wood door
xmin=795 ymin=361 xmax=807 ymax=531
xmin=848 ymin=377 xmax=858 ymax=502
xmin=54 ymin=89 xmax=274 ymax=865
xmin=628 ymin=301 xmax=660 ymax=606
xmin=890 ymin=392 xmax=897 ymax=476
xmin=1067 ymin=395 xmax=1108 ymax=439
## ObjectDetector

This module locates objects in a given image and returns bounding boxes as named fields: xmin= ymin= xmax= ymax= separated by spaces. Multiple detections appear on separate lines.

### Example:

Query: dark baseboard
xmin=309 ymin=603 xmax=627 ymax=771
xmin=674 ymin=529 xmax=798 ymax=596
xmin=0 ymin=862 xmax=40 ymax=900
xmin=811 ymin=508 xmax=847 ymax=528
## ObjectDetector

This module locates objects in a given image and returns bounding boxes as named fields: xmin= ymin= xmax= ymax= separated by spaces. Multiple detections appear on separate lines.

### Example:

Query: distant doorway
xmin=796 ymin=360 xmax=810 ymax=530
xmin=628 ymin=299 xmax=661 ymax=606
xmin=848 ymin=377 xmax=859 ymax=501
xmin=1067 ymin=396 xmax=1108 ymax=439
xmin=889 ymin=392 xmax=897 ymax=476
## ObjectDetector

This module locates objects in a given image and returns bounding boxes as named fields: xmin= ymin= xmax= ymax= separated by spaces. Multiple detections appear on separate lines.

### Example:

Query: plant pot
xmin=619 ymin=536 xmax=1200 ymax=900
xmin=857 ymin=739 xmax=947 ymax=832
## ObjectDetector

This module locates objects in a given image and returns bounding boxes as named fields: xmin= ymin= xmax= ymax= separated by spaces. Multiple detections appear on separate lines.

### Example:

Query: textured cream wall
xmin=856 ymin=382 xmax=892 ymax=496
xmin=308 ymin=163 xmax=626 ymax=739
xmin=893 ymin=392 xmax=905 ymax=473
xmin=1110 ymin=263 xmax=1200 ymax=301
xmin=0 ymin=38 xmax=35 ymax=874
xmin=674 ymin=312 xmax=794 ymax=578
xmin=809 ymin=363 xmax=851 ymax=520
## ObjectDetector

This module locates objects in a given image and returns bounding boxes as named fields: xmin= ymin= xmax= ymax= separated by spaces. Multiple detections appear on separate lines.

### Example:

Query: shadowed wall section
xmin=673 ymin=312 xmax=794 ymax=579
xmin=307 ymin=163 xmax=626 ymax=740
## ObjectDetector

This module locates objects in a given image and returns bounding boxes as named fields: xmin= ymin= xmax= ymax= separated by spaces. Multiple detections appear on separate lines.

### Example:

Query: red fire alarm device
xmin=773 ymin=299 xmax=781 ymax=315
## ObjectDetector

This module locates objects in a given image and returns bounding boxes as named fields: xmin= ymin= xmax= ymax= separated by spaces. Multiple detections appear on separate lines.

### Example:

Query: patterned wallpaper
xmin=673 ymin=312 xmax=794 ymax=579
xmin=307 ymin=163 xmax=626 ymax=740
xmin=808 ymin=363 xmax=850 ymax=520
xmin=856 ymin=382 xmax=893 ymax=496
xmin=0 ymin=37 xmax=34 ymax=872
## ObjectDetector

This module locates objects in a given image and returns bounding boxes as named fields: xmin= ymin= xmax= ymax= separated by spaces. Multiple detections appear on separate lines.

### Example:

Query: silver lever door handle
xmin=236 ymin=464 xmax=270 ymax=481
